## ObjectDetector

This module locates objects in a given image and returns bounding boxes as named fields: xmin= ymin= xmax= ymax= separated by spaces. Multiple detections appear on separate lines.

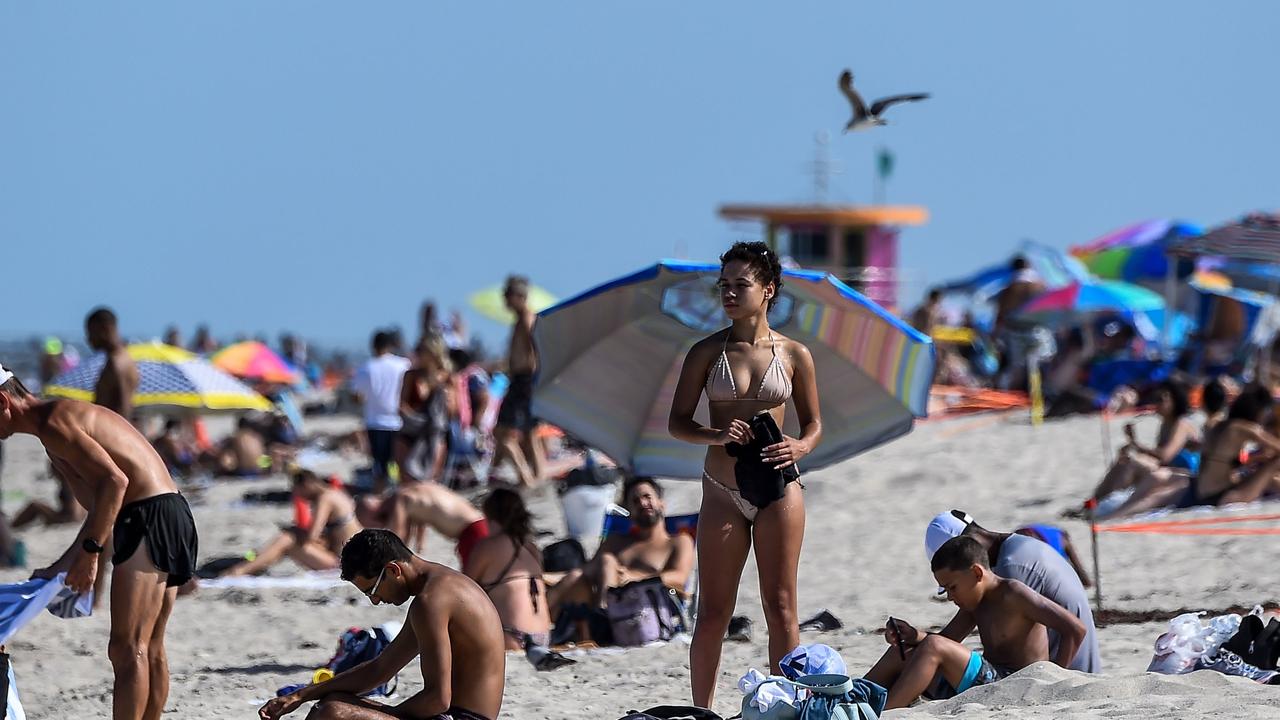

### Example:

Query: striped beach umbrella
xmin=212 ymin=341 xmax=299 ymax=385
xmin=45 ymin=342 xmax=272 ymax=412
xmin=1168 ymin=212 xmax=1280 ymax=264
xmin=531 ymin=260 xmax=935 ymax=478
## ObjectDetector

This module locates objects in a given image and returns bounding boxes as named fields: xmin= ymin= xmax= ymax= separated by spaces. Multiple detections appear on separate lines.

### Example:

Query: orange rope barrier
xmin=1095 ymin=526 xmax=1280 ymax=536
xmin=1098 ymin=512 xmax=1280 ymax=532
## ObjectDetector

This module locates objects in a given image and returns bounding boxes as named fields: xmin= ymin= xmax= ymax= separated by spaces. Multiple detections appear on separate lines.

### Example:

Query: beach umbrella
xmin=1168 ymin=212 xmax=1280 ymax=264
xmin=44 ymin=342 xmax=272 ymax=413
xmin=468 ymin=283 xmax=557 ymax=324
xmin=212 ymin=341 xmax=299 ymax=384
xmin=1016 ymin=279 xmax=1165 ymax=325
xmin=1070 ymin=220 xmax=1202 ymax=284
xmin=530 ymin=260 xmax=935 ymax=478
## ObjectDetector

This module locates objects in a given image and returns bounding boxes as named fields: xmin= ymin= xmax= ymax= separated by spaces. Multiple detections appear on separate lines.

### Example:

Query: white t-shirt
xmin=352 ymin=353 xmax=412 ymax=431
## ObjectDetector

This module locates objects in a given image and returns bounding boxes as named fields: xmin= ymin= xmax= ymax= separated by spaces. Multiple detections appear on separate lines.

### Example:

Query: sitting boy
xmin=868 ymin=536 xmax=1086 ymax=709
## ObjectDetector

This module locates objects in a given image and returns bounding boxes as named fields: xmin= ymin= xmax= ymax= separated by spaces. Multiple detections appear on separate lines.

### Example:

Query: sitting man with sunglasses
xmin=259 ymin=529 xmax=505 ymax=720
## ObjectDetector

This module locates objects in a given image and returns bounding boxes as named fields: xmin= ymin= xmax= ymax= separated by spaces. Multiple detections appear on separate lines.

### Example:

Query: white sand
xmin=3 ymin=411 xmax=1279 ymax=718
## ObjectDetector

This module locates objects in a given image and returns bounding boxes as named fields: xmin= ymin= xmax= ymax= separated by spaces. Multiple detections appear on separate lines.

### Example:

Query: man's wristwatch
xmin=81 ymin=538 xmax=105 ymax=555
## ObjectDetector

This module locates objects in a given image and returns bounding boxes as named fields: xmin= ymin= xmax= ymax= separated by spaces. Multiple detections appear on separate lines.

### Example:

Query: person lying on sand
xmin=868 ymin=536 xmax=1086 ymax=709
xmin=360 ymin=481 xmax=491 ymax=567
xmin=258 ymin=529 xmax=505 ymax=720
xmin=222 ymin=469 xmax=362 ymax=577
xmin=546 ymin=476 xmax=693 ymax=644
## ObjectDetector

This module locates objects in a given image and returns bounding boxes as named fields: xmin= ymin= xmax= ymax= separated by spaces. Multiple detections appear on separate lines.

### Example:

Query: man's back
xmin=354 ymin=353 xmax=411 ymax=431
xmin=414 ymin=567 xmax=505 ymax=719
xmin=994 ymin=533 xmax=1100 ymax=672
xmin=44 ymin=399 xmax=175 ymax=504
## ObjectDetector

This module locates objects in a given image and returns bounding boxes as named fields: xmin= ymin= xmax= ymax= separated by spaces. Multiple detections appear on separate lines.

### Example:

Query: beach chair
xmin=600 ymin=507 xmax=700 ymax=623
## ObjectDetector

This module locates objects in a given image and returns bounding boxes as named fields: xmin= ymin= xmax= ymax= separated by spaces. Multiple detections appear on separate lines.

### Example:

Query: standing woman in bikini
xmin=669 ymin=241 xmax=822 ymax=707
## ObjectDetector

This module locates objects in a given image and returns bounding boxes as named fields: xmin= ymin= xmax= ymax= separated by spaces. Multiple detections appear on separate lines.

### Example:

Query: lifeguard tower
xmin=717 ymin=203 xmax=928 ymax=311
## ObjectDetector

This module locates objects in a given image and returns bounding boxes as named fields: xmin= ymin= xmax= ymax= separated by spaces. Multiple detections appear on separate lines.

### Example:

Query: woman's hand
xmin=713 ymin=419 xmax=753 ymax=446
xmin=761 ymin=435 xmax=810 ymax=469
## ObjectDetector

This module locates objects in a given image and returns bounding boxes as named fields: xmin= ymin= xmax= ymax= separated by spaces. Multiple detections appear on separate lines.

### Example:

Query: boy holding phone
xmin=868 ymin=537 xmax=1086 ymax=709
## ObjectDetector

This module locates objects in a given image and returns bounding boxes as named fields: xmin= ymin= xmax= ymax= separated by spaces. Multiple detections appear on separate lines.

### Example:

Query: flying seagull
xmin=839 ymin=70 xmax=929 ymax=132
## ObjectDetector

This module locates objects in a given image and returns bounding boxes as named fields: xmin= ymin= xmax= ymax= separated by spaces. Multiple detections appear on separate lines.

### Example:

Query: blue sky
xmin=2 ymin=2 xmax=1277 ymax=353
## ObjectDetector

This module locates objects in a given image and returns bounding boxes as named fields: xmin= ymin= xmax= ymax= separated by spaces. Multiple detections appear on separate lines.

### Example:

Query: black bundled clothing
xmin=724 ymin=412 xmax=799 ymax=511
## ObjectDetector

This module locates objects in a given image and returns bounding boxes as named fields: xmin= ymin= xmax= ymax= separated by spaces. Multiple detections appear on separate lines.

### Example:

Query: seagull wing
xmin=869 ymin=93 xmax=930 ymax=117
xmin=838 ymin=70 xmax=869 ymax=119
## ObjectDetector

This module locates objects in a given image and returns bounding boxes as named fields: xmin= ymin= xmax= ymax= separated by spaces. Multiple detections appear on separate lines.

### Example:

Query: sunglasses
xmin=364 ymin=566 xmax=388 ymax=602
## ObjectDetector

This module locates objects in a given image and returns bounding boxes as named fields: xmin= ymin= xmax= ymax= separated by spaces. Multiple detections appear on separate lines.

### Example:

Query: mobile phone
xmin=888 ymin=617 xmax=908 ymax=660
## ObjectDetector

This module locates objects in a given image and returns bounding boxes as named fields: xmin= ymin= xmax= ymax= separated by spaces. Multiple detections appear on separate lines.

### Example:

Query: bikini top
xmin=705 ymin=331 xmax=792 ymax=404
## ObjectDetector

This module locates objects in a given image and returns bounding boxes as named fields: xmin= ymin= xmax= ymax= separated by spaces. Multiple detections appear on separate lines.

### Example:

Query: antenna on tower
xmin=806 ymin=130 xmax=843 ymax=203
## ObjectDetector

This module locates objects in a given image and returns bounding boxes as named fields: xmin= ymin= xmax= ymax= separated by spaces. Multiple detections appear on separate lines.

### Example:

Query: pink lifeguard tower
xmin=717 ymin=203 xmax=929 ymax=312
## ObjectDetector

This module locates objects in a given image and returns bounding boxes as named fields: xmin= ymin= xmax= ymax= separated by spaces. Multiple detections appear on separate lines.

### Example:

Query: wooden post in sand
xmin=1086 ymin=498 xmax=1103 ymax=611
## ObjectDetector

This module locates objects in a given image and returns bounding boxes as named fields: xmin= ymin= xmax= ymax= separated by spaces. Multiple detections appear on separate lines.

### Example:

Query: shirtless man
xmin=374 ymin=481 xmax=490 ymax=568
xmin=491 ymin=275 xmax=546 ymax=488
xmin=870 ymin=536 xmax=1086 ymax=708
xmin=258 ymin=529 xmax=505 ymax=720
xmin=549 ymin=477 xmax=694 ymax=627
xmin=87 ymin=307 xmax=140 ymax=421
xmin=0 ymin=365 xmax=198 ymax=720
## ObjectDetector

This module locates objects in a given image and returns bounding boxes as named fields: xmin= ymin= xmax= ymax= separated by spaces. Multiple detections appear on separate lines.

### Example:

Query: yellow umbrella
xmin=468 ymin=283 xmax=557 ymax=324
xmin=44 ymin=342 xmax=273 ymax=413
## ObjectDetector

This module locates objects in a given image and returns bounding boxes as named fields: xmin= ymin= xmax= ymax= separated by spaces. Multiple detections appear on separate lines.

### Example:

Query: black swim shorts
xmin=113 ymin=492 xmax=199 ymax=587
xmin=496 ymin=373 xmax=537 ymax=432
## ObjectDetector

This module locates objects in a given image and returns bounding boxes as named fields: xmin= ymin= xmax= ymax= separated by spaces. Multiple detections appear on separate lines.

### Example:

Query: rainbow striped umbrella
xmin=1069 ymin=219 xmax=1202 ymax=283
xmin=44 ymin=342 xmax=272 ymax=412
xmin=531 ymin=260 xmax=934 ymax=478
xmin=212 ymin=341 xmax=299 ymax=385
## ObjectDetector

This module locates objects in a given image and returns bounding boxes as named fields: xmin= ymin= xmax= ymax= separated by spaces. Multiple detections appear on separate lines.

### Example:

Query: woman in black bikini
xmin=225 ymin=470 xmax=362 ymax=576
xmin=465 ymin=488 xmax=551 ymax=650
xmin=669 ymin=242 xmax=822 ymax=707
xmin=1109 ymin=383 xmax=1280 ymax=517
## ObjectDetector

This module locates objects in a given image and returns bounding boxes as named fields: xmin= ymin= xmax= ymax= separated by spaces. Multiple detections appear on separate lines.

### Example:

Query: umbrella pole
xmin=1099 ymin=410 xmax=1113 ymax=468
xmin=1162 ymin=257 xmax=1176 ymax=355
xmin=1086 ymin=498 xmax=1103 ymax=612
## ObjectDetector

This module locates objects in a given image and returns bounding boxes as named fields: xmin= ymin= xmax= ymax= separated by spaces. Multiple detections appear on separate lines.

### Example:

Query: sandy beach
xmin=4 ymin=410 xmax=1279 ymax=719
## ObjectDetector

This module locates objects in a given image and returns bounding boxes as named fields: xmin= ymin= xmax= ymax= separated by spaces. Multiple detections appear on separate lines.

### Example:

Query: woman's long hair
xmin=482 ymin=488 xmax=533 ymax=544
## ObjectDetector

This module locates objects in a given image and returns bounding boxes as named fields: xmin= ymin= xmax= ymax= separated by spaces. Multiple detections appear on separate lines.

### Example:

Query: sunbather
xmin=223 ymin=470 xmax=362 ymax=576
xmin=362 ymin=480 xmax=490 ymax=567
xmin=1091 ymin=380 xmax=1200 ymax=501
xmin=465 ymin=488 xmax=551 ymax=650
xmin=1106 ymin=383 xmax=1280 ymax=517
xmin=547 ymin=477 xmax=694 ymax=644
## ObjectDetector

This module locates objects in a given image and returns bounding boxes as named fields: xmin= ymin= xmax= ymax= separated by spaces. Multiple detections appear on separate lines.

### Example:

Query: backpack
xmin=542 ymin=538 xmax=588 ymax=573
xmin=606 ymin=577 xmax=685 ymax=647
xmin=327 ymin=626 xmax=398 ymax=697
xmin=619 ymin=706 xmax=723 ymax=720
